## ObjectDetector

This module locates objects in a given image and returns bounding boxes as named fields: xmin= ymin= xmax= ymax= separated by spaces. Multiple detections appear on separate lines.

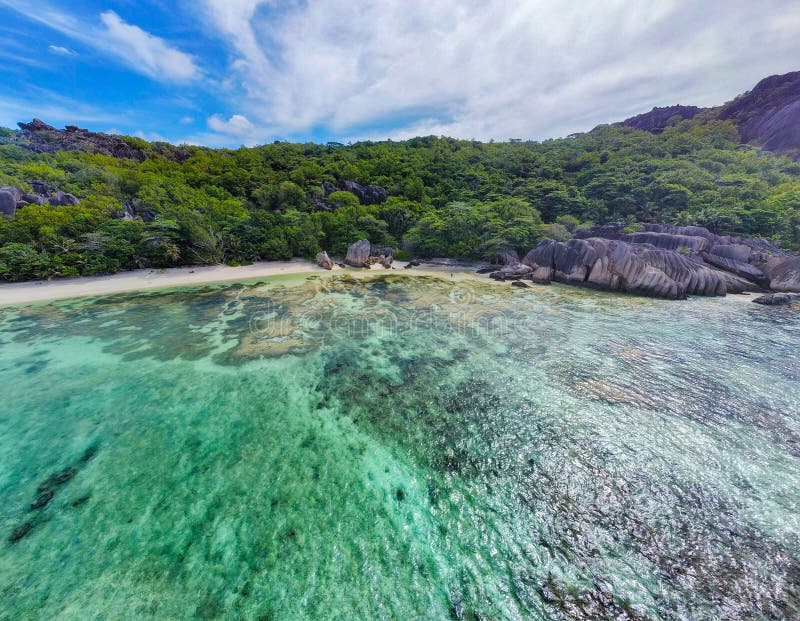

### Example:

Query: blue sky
xmin=1 ymin=1 xmax=799 ymax=148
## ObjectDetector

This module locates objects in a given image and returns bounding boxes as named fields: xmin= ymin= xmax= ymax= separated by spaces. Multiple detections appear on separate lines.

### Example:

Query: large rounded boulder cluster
xmin=491 ymin=223 xmax=800 ymax=300
xmin=0 ymin=180 xmax=79 ymax=219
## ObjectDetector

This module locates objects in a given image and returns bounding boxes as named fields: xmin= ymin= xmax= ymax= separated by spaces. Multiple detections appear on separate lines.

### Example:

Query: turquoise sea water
xmin=1 ymin=273 xmax=798 ymax=620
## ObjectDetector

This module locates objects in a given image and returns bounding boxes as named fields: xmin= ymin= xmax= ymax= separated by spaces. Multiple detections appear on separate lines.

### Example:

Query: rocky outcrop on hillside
xmin=17 ymin=119 xmax=151 ymax=161
xmin=718 ymin=71 xmax=800 ymax=154
xmin=0 ymin=181 xmax=79 ymax=218
xmin=344 ymin=240 xmax=394 ymax=268
xmin=316 ymin=181 xmax=389 ymax=210
xmin=13 ymin=119 xmax=192 ymax=162
xmin=620 ymin=71 xmax=800 ymax=157
xmin=622 ymin=105 xmax=705 ymax=133
xmin=113 ymin=200 xmax=158 ymax=223
xmin=489 ymin=223 xmax=800 ymax=300
xmin=0 ymin=189 xmax=16 ymax=218
xmin=340 ymin=181 xmax=388 ymax=205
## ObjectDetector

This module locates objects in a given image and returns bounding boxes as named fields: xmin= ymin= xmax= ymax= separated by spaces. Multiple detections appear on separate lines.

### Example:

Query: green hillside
xmin=1 ymin=118 xmax=799 ymax=281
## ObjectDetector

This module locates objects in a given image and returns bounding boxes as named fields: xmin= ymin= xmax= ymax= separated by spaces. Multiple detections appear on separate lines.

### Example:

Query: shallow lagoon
xmin=1 ymin=273 xmax=798 ymax=620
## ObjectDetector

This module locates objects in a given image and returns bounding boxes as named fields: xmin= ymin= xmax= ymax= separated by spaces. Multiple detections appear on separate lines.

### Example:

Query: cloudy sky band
xmin=0 ymin=0 xmax=798 ymax=147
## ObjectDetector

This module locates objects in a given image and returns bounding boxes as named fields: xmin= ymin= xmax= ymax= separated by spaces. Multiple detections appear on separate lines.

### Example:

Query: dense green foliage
xmin=1 ymin=118 xmax=799 ymax=281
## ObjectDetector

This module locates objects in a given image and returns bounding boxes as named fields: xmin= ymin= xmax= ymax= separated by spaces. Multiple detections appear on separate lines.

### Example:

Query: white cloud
xmin=99 ymin=11 xmax=200 ymax=82
xmin=202 ymin=0 xmax=800 ymax=141
xmin=134 ymin=129 xmax=172 ymax=143
xmin=207 ymin=113 xmax=255 ymax=136
xmin=4 ymin=0 xmax=800 ymax=145
xmin=204 ymin=0 xmax=273 ymax=79
xmin=1 ymin=2 xmax=200 ymax=83
xmin=47 ymin=45 xmax=76 ymax=56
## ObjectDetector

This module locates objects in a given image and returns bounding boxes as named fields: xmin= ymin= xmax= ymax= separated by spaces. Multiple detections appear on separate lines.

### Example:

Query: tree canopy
xmin=1 ymin=118 xmax=799 ymax=281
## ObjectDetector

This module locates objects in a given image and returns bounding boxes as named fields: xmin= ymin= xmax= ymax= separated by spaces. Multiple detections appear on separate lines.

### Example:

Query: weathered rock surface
xmin=645 ymin=223 xmax=718 ymax=240
xmin=620 ymin=71 xmax=800 ymax=159
xmin=502 ymin=262 xmax=532 ymax=276
xmin=370 ymin=246 xmax=395 ymax=268
xmin=30 ymin=180 xmax=55 ymax=195
xmin=21 ymin=193 xmax=44 ymax=205
xmin=519 ymin=231 xmax=769 ymax=299
xmin=499 ymin=250 xmax=520 ymax=266
xmin=525 ymin=239 xmax=684 ymax=299
xmin=340 ymin=181 xmax=389 ymax=205
xmin=559 ymin=221 xmax=800 ymax=298
xmin=318 ymin=181 xmax=389 ymax=209
xmin=762 ymin=254 xmax=800 ymax=292
xmin=0 ymin=181 xmax=82 ymax=217
xmin=345 ymin=239 xmax=372 ymax=267
xmin=315 ymin=251 xmax=334 ymax=270
xmin=752 ymin=293 xmax=800 ymax=306
xmin=344 ymin=239 xmax=395 ymax=268
xmin=14 ymin=119 xmax=191 ymax=162
xmin=622 ymin=105 xmax=705 ymax=133
xmin=709 ymin=243 xmax=752 ymax=262
xmin=621 ymin=231 xmax=711 ymax=253
xmin=17 ymin=119 xmax=150 ymax=160
xmin=48 ymin=191 xmax=80 ymax=206
xmin=701 ymin=252 xmax=767 ymax=285
xmin=718 ymin=71 xmax=800 ymax=155
xmin=0 ymin=190 xmax=17 ymax=217
xmin=0 ymin=186 xmax=21 ymax=202
xmin=113 ymin=200 xmax=156 ymax=222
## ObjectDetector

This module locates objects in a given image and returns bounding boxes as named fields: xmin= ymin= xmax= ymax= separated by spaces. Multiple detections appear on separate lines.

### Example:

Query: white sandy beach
xmin=0 ymin=258 xmax=484 ymax=306
xmin=0 ymin=260 xmax=331 ymax=306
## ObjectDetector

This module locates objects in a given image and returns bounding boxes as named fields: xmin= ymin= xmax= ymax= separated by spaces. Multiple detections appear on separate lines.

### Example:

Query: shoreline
xmin=0 ymin=259 xmax=482 ymax=306
xmin=0 ymin=258 xmax=759 ymax=308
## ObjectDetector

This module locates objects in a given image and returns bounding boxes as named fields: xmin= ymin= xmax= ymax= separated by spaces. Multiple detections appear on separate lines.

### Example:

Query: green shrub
xmin=622 ymin=223 xmax=645 ymax=234
xmin=0 ymin=242 xmax=54 ymax=281
xmin=555 ymin=214 xmax=581 ymax=231
xmin=537 ymin=223 xmax=571 ymax=241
